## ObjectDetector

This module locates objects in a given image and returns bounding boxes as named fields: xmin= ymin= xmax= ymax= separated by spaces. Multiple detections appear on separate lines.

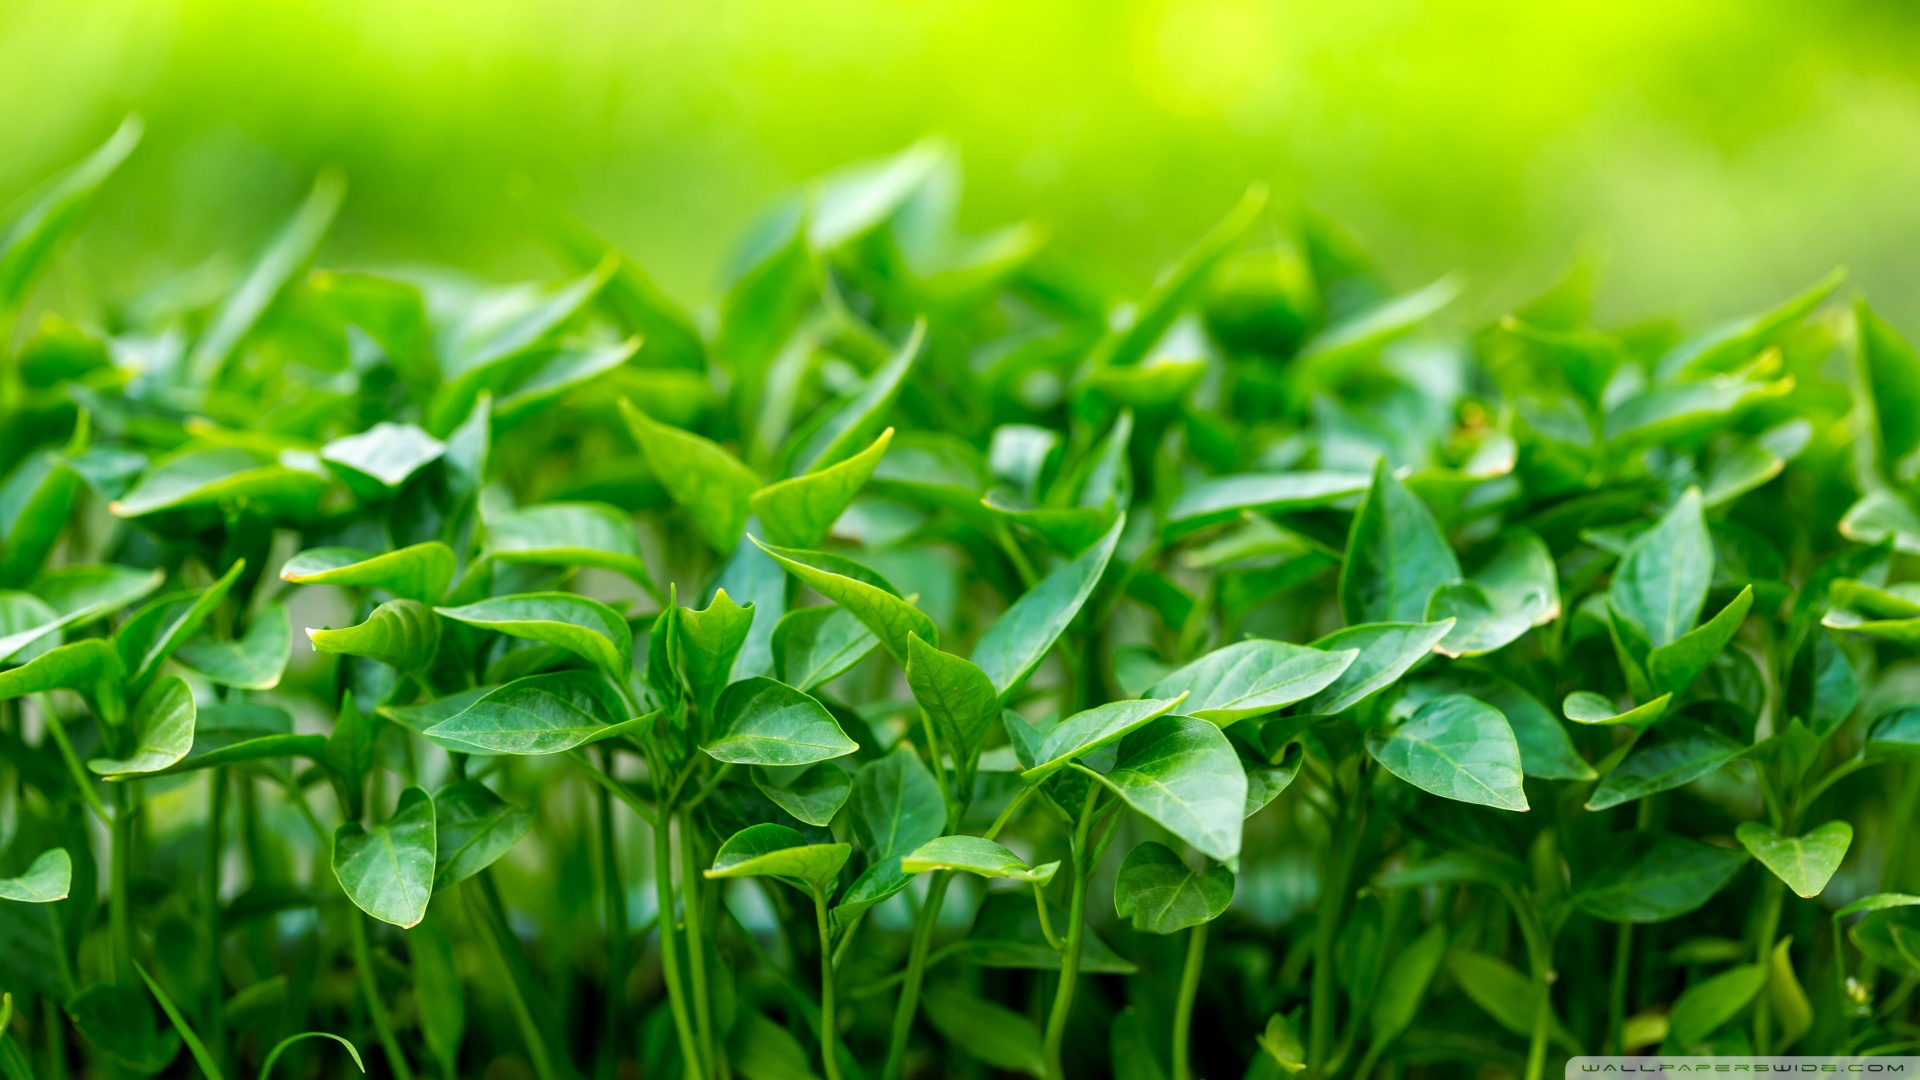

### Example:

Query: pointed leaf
xmin=426 ymin=670 xmax=631 ymax=755
xmin=321 ymin=422 xmax=445 ymax=494
xmin=0 ymin=116 xmax=142 ymax=314
xmin=705 ymin=823 xmax=850 ymax=892
xmin=1668 ymin=964 xmax=1767 ymax=1046
xmin=1146 ymin=639 xmax=1357 ymax=726
xmin=901 ymin=836 xmax=1058 ymax=884
xmin=433 ymin=780 xmax=533 ymax=888
xmin=175 ymin=604 xmax=293 ymax=690
xmin=333 ymin=787 xmax=436 ymax=928
xmin=853 ymin=745 xmax=945 ymax=861
xmin=116 ymin=560 xmax=246 ymax=686
xmin=1609 ymin=488 xmax=1712 ymax=647
xmin=1341 ymin=458 xmax=1460 ymax=625
xmin=110 ymin=447 xmax=329 ymax=519
xmin=307 ymin=599 xmax=440 ymax=674
xmin=704 ymin=676 xmax=856 ymax=766
xmin=971 ymin=516 xmax=1121 ymax=696
xmin=0 ymin=639 xmax=120 ymax=700
xmin=437 ymin=592 xmax=632 ymax=678
xmin=1572 ymin=831 xmax=1749 ymax=923
xmin=1113 ymin=841 xmax=1233 ymax=934
xmin=753 ymin=763 xmax=852 ymax=827
xmin=1585 ymin=719 xmax=1744 ymax=810
xmin=1737 ymin=820 xmax=1852 ymax=898
xmin=921 ymin=986 xmax=1047 ymax=1079
xmin=621 ymin=399 xmax=760 ymax=552
xmin=1364 ymin=693 xmax=1528 ymax=812
xmin=189 ymin=171 xmax=345 ymax=384
xmin=486 ymin=501 xmax=654 ymax=588
xmin=752 ymin=537 xmax=935 ymax=664
xmin=0 ymin=849 xmax=71 ymax=903
xmin=1100 ymin=715 xmax=1246 ymax=862
xmin=772 ymin=605 xmax=877 ymax=691
xmin=795 ymin=324 xmax=923 ymax=474
xmin=905 ymin=633 xmax=998 ymax=775
xmin=676 ymin=587 xmax=754 ymax=718
xmin=1296 ymin=620 xmax=1454 ymax=716
xmin=89 ymin=676 xmax=195 ymax=776
xmin=281 ymin=543 xmax=456 ymax=603
xmin=1647 ymin=586 xmax=1753 ymax=696
xmin=1024 ymin=695 xmax=1187 ymax=783
xmin=754 ymin=428 xmax=893 ymax=548
xmin=1563 ymin=691 xmax=1671 ymax=728
xmin=1163 ymin=470 xmax=1371 ymax=537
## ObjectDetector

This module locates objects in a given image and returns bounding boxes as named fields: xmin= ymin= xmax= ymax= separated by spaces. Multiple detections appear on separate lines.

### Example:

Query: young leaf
xmin=437 ymin=592 xmax=633 ymax=678
xmin=705 ymin=822 xmax=850 ymax=892
xmin=1646 ymin=585 xmax=1753 ymax=696
xmin=1562 ymin=691 xmax=1671 ymax=728
xmin=174 ymin=604 xmax=293 ymax=690
xmin=1145 ymin=639 xmax=1357 ymax=726
xmin=1088 ymin=185 xmax=1265 ymax=372
xmin=901 ymin=836 xmax=1059 ymax=884
xmin=704 ymin=676 xmax=857 ymax=766
xmin=433 ymin=780 xmax=534 ymax=888
xmin=110 ymin=447 xmax=329 ymax=519
xmin=1162 ymin=470 xmax=1371 ymax=538
xmin=753 ymin=763 xmax=853 ymax=827
xmin=1736 ymin=820 xmax=1852 ymax=899
xmin=1667 ymin=964 xmax=1767 ymax=1046
xmin=1023 ymin=695 xmax=1187 ymax=783
xmin=1572 ymin=831 xmax=1749 ymax=923
xmin=852 ymin=745 xmax=946 ymax=861
xmin=321 ymin=421 xmax=446 ymax=495
xmin=188 ymin=170 xmax=345 ymax=385
xmin=0 ymin=116 xmax=142 ymax=315
xmin=1295 ymin=620 xmax=1454 ymax=716
xmin=1370 ymin=923 xmax=1448 ymax=1047
xmin=621 ymin=398 xmax=760 ymax=552
xmin=752 ymin=538 xmax=936 ymax=663
xmin=754 ymin=428 xmax=894 ymax=548
xmin=1585 ymin=719 xmax=1744 ymax=811
xmin=971 ymin=515 xmax=1122 ymax=697
xmin=485 ymin=501 xmax=655 ymax=589
xmin=1608 ymin=488 xmax=1712 ymax=648
xmin=426 ymin=670 xmax=632 ymax=755
xmin=1428 ymin=530 xmax=1560 ymax=657
xmin=1364 ymin=693 xmax=1528 ymax=812
xmin=676 ymin=587 xmax=754 ymax=718
xmin=281 ymin=543 xmax=456 ymax=603
xmin=1340 ymin=458 xmax=1461 ymax=625
xmin=1112 ymin=840 xmax=1234 ymax=934
xmin=905 ymin=633 xmax=999 ymax=777
xmin=89 ymin=675 xmax=196 ymax=777
xmin=1099 ymin=715 xmax=1247 ymax=863
xmin=333 ymin=786 xmax=437 ymax=928
xmin=0 ymin=638 xmax=121 ymax=700
xmin=0 ymin=848 xmax=71 ymax=903
xmin=115 ymin=559 xmax=246 ymax=687
xmin=793 ymin=323 xmax=923 ymax=473
xmin=921 ymin=986 xmax=1047 ymax=1079
xmin=307 ymin=599 xmax=441 ymax=675
xmin=773 ymin=604 xmax=877 ymax=691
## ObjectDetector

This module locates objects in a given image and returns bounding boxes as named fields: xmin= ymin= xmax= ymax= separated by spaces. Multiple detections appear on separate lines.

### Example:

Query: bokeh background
xmin=8 ymin=0 xmax=1920 ymax=328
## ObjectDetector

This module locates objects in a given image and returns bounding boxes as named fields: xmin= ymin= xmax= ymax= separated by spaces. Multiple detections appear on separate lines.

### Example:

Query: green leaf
xmin=1609 ymin=488 xmax=1712 ymax=648
xmin=115 ymin=560 xmax=246 ymax=687
xmin=960 ymin=892 xmax=1137 ymax=974
xmin=752 ymin=763 xmax=852 ymax=827
xmin=1088 ymin=185 xmax=1265 ymax=372
xmin=901 ymin=836 xmax=1058 ymax=884
xmin=145 ymin=733 xmax=330 ymax=778
xmin=772 ymin=605 xmax=877 ymax=692
xmin=433 ymin=780 xmax=533 ymax=888
xmin=704 ymin=677 xmax=857 ymax=766
xmin=1857 ymin=300 xmax=1920 ymax=483
xmin=1112 ymin=840 xmax=1233 ymax=934
xmin=1867 ymin=707 xmax=1920 ymax=761
xmin=1100 ymin=715 xmax=1246 ymax=863
xmin=728 ymin=1008 xmax=822 ymax=1080
xmin=494 ymin=337 xmax=643 ymax=427
xmin=89 ymin=676 xmax=196 ymax=777
xmin=111 ymin=447 xmax=330 ymax=519
xmin=67 ymin=982 xmax=180 ymax=1074
xmin=676 ymin=587 xmax=754 ymax=718
xmin=174 ymin=604 xmax=293 ymax=690
xmin=1836 ymin=489 xmax=1920 ymax=555
xmin=1562 ymin=691 xmax=1671 ymax=728
xmin=921 ymin=985 xmax=1047 ymax=1079
xmin=1736 ymin=820 xmax=1852 ymax=899
xmin=437 ymin=592 xmax=632 ymax=678
xmin=905 ymin=633 xmax=999 ymax=778
xmin=1429 ymin=531 xmax=1560 ymax=657
xmin=320 ymin=422 xmax=445 ymax=495
xmin=752 ymin=538 xmax=936 ymax=664
xmin=1296 ymin=620 xmax=1454 ymax=716
xmin=853 ymin=745 xmax=946 ymax=861
xmin=1145 ymin=639 xmax=1357 ymax=726
xmin=307 ymin=599 xmax=441 ymax=674
xmin=1297 ymin=276 xmax=1462 ymax=371
xmin=1647 ymin=586 xmax=1753 ymax=696
xmin=1340 ymin=458 xmax=1461 ymax=625
xmin=1364 ymin=693 xmax=1528 ymax=812
xmin=280 ymin=543 xmax=456 ymax=603
xmin=1768 ymin=937 xmax=1814 ymax=1050
xmin=705 ymin=822 xmax=850 ymax=892
xmin=1163 ymin=471 xmax=1371 ymax=538
xmin=426 ymin=671 xmax=633 ymax=755
xmin=0 ymin=849 xmax=70 ymax=903
xmin=1604 ymin=375 xmax=1793 ymax=450
xmin=1667 ymin=964 xmax=1767 ymax=1046
xmin=0 ymin=564 xmax=162 ymax=663
xmin=410 ymin=921 xmax=463 ymax=1077
xmin=135 ymin=962 xmax=224 ymax=1080
xmin=971 ymin=516 xmax=1122 ymax=696
xmin=1446 ymin=951 xmax=1576 ymax=1051
xmin=794 ymin=324 xmax=923 ymax=474
xmin=1023 ymin=695 xmax=1187 ymax=783
xmin=1572 ymin=831 xmax=1749 ymax=923
xmin=1585 ymin=719 xmax=1744 ymax=810
xmin=0 ymin=116 xmax=141 ymax=314
xmin=0 ymin=639 xmax=120 ymax=700
xmin=485 ymin=501 xmax=655 ymax=589
xmin=333 ymin=786 xmax=436 ymax=928
xmin=1658 ymin=267 xmax=1843 ymax=379
xmin=621 ymin=398 xmax=761 ymax=552
xmin=189 ymin=170 xmax=345 ymax=384
xmin=0 ymin=450 xmax=81 ymax=588
xmin=754 ymin=428 xmax=893 ymax=548
xmin=1370 ymin=923 xmax=1447 ymax=1046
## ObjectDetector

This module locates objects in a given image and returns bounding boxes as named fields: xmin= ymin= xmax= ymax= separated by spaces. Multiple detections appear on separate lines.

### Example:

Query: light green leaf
xmin=115 ymin=560 xmax=246 ymax=686
xmin=794 ymin=323 xmax=923 ymax=473
xmin=1667 ymin=964 xmax=1767 ymax=1046
xmin=280 ymin=543 xmax=456 ymax=603
xmin=486 ymin=501 xmax=655 ymax=588
xmin=971 ymin=515 xmax=1122 ymax=697
xmin=1023 ymin=695 xmax=1187 ymax=783
xmin=676 ymin=587 xmax=754 ymax=718
xmin=1838 ymin=489 xmax=1920 ymax=555
xmin=307 ymin=599 xmax=441 ymax=674
xmin=906 ymin=633 xmax=999 ymax=778
xmin=1112 ymin=840 xmax=1233 ymax=934
xmin=1146 ymin=639 xmax=1357 ymax=726
xmin=706 ymin=822 xmax=850 ymax=892
xmin=433 ymin=780 xmax=533 ymax=888
xmin=1340 ymin=458 xmax=1460 ymax=625
xmin=189 ymin=170 xmax=345 ymax=384
xmin=1163 ymin=471 xmax=1371 ymax=538
xmin=174 ymin=604 xmax=293 ymax=690
xmin=1585 ymin=720 xmax=1743 ymax=811
xmin=704 ymin=676 xmax=857 ymax=766
xmin=1297 ymin=620 xmax=1454 ymax=716
xmin=1364 ymin=693 xmax=1528 ymax=812
xmin=0 ymin=638 xmax=120 ymax=700
xmin=772 ymin=605 xmax=877 ymax=691
xmin=0 ymin=564 xmax=162 ymax=663
xmin=853 ymin=744 xmax=946 ymax=861
xmin=426 ymin=671 xmax=632 ymax=755
xmin=752 ymin=537 xmax=935 ymax=664
xmin=1100 ymin=715 xmax=1246 ymax=862
xmin=1857 ymin=300 xmax=1920 ymax=483
xmin=1658 ymin=268 xmax=1843 ymax=380
xmin=753 ymin=763 xmax=852 ymax=827
xmin=1609 ymin=488 xmax=1712 ymax=648
xmin=901 ymin=836 xmax=1058 ymax=884
xmin=333 ymin=786 xmax=436 ymax=928
xmin=1572 ymin=831 xmax=1749 ymax=923
xmin=1429 ymin=531 xmax=1560 ymax=657
xmin=1736 ymin=820 xmax=1852 ymax=899
xmin=320 ymin=422 xmax=445 ymax=494
xmin=1562 ymin=690 xmax=1671 ymax=728
xmin=0 ymin=849 xmax=71 ymax=903
xmin=0 ymin=116 xmax=142 ymax=315
xmin=754 ymin=427 xmax=893 ymax=548
xmin=110 ymin=447 xmax=330 ymax=519
xmin=728 ymin=1008 xmax=822 ymax=1080
xmin=437 ymin=592 xmax=632 ymax=678
xmin=621 ymin=398 xmax=761 ymax=552
xmin=1089 ymin=185 xmax=1265 ymax=372
xmin=89 ymin=676 xmax=196 ymax=776
xmin=1647 ymin=586 xmax=1753 ymax=696
xmin=1297 ymin=276 xmax=1462 ymax=371
xmin=1604 ymin=376 xmax=1793 ymax=450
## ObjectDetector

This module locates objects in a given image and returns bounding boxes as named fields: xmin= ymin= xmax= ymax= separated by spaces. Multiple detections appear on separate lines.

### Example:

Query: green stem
xmin=1752 ymin=873 xmax=1786 ymax=1053
xmin=1884 ymin=764 xmax=1920 ymax=894
xmin=39 ymin=700 xmax=108 ymax=823
xmin=1041 ymin=784 xmax=1101 ymax=1080
xmin=467 ymin=878 xmax=562 ymax=1080
xmin=203 ymin=768 xmax=227 ymax=1066
xmin=812 ymin=886 xmax=844 ymax=1080
xmin=348 ymin=910 xmax=416 ymax=1080
xmin=109 ymin=781 xmax=135 ymax=984
xmin=1501 ymin=885 xmax=1553 ymax=1080
xmin=1307 ymin=793 xmax=1353 ymax=1078
xmin=680 ymin=809 xmax=716 ymax=1078
xmin=1171 ymin=921 xmax=1208 ymax=1080
xmin=597 ymin=771 xmax=628 ymax=1080
xmin=1607 ymin=923 xmax=1633 ymax=1054
xmin=654 ymin=809 xmax=705 ymax=1080
xmin=881 ymin=870 xmax=951 ymax=1080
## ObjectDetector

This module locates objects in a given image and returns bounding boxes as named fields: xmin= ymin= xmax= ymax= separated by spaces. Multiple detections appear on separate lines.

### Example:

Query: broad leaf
xmin=1145 ymin=639 xmax=1356 ymax=726
xmin=901 ymin=836 xmax=1058 ymax=884
xmin=437 ymin=592 xmax=632 ymax=678
xmin=1364 ymin=693 xmax=1528 ymax=812
xmin=1667 ymin=964 xmax=1767 ymax=1046
xmin=1112 ymin=840 xmax=1233 ymax=934
xmin=0 ymin=849 xmax=70 ymax=903
xmin=1585 ymin=719 xmax=1744 ymax=810
xmin=433 ymin=780 xmax=534 ymax=888
xmin=753 ymin=763 xmax=852 ymax=827
xmin=753 ymin=538 xmax=935 ymax=663
xmin=1736 ymin=820 xmax=1851 ymax=899
xmin=175 ymin=604 xmax=293 ymax=690
xmin=1023 ymin=695 xmax=1186 ymax=783
xmin=1163 ymin=471 xmax=1371 ymax=537
xmin=1429 ymin=531 xmax=1560 ymax=657
xmin=110 ymin=447 xmax=329 ymax=519
xmin=1646 ymin=586 xmax=1753 ymax=696
xmin=676 ymin=587 xmax=754 ymax=718
xmin=704 ymin=676 xmax=857 ymax=766
xmin=89 ymin=676 xmax=196 ymax=776
xmin=971 ymin=515 xmax=1122 ymax=696
xmin=334 ymin=787 xmax=437 ymax=928
xmin=320 ymin=421 xmax=446 ymax=495
xmin=426 ymin=670 xmax=633 ymax=755
xmin=771 ymin=604 xmax=877 ymax=691
xmin=1608 ymin=488 xmax=1712 ymax=648
xmin=307 ymin=599 xmax=440 ymax=674
xmin=0 ymin=638 xmax=120 ymax=700
xmin=1296 ymin=620 xmax=1454 ymax=716
xmin=705 ymin=822 xmax=850 ymax=892
xmin=1572 ymin=831 xmax=1749 ymax=923
xmin=905 ymin=633 xmax=999 ymax=778
xmin=852 ymin=745 xmax=946 ymax=861
xmin=1100 ymin=715 xmax=1247 ymax=863
xmin=1340 ymin=458 xmax=1460 ymax=625
xmin=281 ymin=543 xmax=456 ymax=603
xmin=621 ymin=399 xmax=760 ymax=552
xmin=486 ymin=501 xmax=654 ymax=588
xmin=754 ymin=428 xmax=893 ymax=547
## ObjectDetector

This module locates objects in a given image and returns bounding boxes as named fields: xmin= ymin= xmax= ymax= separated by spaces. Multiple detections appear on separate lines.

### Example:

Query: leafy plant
xmin=1 ymin=121 xmax=1917 ymax=1080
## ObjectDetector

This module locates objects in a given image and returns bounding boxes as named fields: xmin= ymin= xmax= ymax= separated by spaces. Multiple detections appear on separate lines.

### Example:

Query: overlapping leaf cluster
xmin=4 ymin=124 xmax=1920 ymax=1080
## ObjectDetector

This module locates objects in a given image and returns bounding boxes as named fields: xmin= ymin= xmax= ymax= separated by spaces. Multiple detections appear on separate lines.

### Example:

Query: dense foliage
xmin=2 ymin=121 xmax=1920 ymax=1080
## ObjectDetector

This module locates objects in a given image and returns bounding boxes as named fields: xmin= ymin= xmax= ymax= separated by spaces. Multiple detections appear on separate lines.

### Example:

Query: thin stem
xmin=654 ymin=809 xmax=705 ymax=1080
xmin=596 ymin=769 xmax=628 ymax=1080
xmin=1171 ymin=921 xmax=1208 ymax=1080
xmin=984 ymin=785 xmax=1037 ymax=841
xmin=1041 ymin=783 xmax=1101 ymax=1080
xmin=1798 ymin=756 xmax=1878 ymax=813
xmin=1501 ymin=885 xmax=1553 ymax=1080
xmin=110 ymin=781 xmax=135 ymax=984
xmin=572 ymin=751 xmax=656 ymax=825
xmin=1308 ymin=794 xmax=1352 ymax=1077
xmin=203 ymin=768 xmax=228 ymax=1067
xmin=39 ymin=700 xmax=108 ymax=822
xmin=680 ymin=809 xmax=717 ymax=1078
xmin=1607 ymin=923 xmax=1633 ymax=1055
xmin=681 ymin=763 xmax=735 ymax=814
xmin=881 ymin=871 xmax=951 ymax=1080
xmin=467 ymin=878 xmax=562 ymax=1080
xmin=348 ymin=910 xmax=416 ymax=1080
xmin=1034 ymin=883 xmax=1064 ymax=951
xmin=1752 ymin=874 xmax=1787 ymax=1052
xmin=812 ymin=886 xmax=844 ymax=1080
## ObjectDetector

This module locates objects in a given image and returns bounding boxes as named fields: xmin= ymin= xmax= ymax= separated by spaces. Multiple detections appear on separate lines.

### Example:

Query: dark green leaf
xmin=905 ymin=633 xmax=999 ymax=778
xmin=1163 ymin=471 xmax=1370 ymax=538
xmin=1340 ymin=458 xmax=1460 ymax=625
xmin=1112 ymin=840 xmax=1233 ymax=933
xmin=921 ymin=986 xmax=1046 ymax=1079
xmin=1364 ymin=693 xmax=1528 ymax=812
xmin=1023 ymin=695 xmax=1186 ymax=783
xmin=1572 ymin=831 xmax=1749 ymax=923
xmin=1296 ymin=620 xmax=1454 ymax=716
xmin=971 ymin=515 xmax=1121 ymax=696
xmin=1101 ymin=715 xmax=1247 ymax=863
xmin=772 ymin=605 xmax=877 ymax=692
xmin=1667 ymin=964 xmax=1767 ymax=1046
xmin=752 ymin=763 xmax=852 ymax=827
xmin=1585 ymin=719 xmax=1743 ymax=810
xmin=89 ymin=676 xmax=196 ymax=777
xmin=1647 ymin=585 xmax=1753 ymax=696
xmin=174 ymin=604 xmax=292 ymax=690
xmin=433 ymin=780 xmax=533 ymax=888
xmin=1608 ymin=488 xmax=1712 ymax=648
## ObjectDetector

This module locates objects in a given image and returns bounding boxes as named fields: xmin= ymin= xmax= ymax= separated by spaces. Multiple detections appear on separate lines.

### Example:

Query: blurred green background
xmin=8 ymin=0 xmax=1920 ymax=327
